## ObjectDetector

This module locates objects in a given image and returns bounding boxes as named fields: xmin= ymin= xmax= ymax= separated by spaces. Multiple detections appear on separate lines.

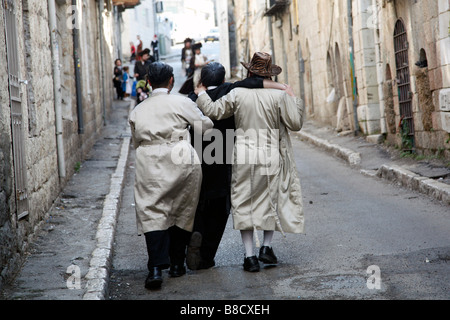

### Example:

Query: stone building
xmin=224 ymin=0 xmax=450 ymax=158
xmin=0 ymin=0 xmax=124 ymax=289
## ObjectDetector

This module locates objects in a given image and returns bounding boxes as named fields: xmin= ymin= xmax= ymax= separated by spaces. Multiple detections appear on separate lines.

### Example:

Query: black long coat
xmin=189 ymin=77 xmax=264 ymax=204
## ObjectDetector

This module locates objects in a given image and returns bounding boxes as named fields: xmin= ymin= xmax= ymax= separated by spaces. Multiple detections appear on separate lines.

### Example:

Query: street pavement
xmin=1 ymin=43 xmax=449 ymax=302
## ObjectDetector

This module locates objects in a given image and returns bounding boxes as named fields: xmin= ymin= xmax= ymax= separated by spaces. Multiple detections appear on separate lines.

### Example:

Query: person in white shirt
xmin=192 ymin=42 xmax=208 ymax=88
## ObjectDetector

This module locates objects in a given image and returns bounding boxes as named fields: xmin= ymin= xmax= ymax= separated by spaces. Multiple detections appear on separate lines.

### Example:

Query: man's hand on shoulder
xmin=284 ymin=84 xmax=295 ymax=97
xmin=195 ymin=84 xmax=207 ymax=96
xmin=263 ymin=80 xmax=295 ymax=97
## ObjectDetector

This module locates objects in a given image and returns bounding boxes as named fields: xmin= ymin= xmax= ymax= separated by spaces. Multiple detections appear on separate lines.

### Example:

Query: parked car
xmin=204 ymin=27 xmax=220 ymax=42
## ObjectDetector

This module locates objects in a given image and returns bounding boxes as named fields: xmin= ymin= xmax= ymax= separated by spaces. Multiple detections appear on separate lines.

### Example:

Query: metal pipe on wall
xmin=347 ymin=0 xmax=360 ymax=135
xmin=372 ymin=0 xmax=387 ymax=135
xmin=98 ymin=0 xmax=107 ymax=126
xmin=73 ymin=0 xmax=84 ymax=134
xmin=48 ymin=0 xmax=66 ymax=179
xmin=267 ymin=16 xmax=275 ymax=77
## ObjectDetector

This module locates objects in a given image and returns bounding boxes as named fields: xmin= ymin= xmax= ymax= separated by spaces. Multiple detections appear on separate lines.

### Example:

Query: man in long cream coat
xmin=129 ymin=62 xmax=213 ymax=289
xmin=195 ymin=52 xmax=305 ymax=272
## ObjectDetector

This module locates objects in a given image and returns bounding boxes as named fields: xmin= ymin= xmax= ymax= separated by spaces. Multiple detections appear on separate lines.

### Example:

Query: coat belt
xmin=138 ymin=137 xmax=188 ymax=148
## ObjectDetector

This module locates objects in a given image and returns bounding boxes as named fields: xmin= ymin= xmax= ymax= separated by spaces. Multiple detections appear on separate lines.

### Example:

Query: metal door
xmin=394 ymin=19 xmax=415 ymax=151
xmin=3 ymin=0 xmax=29 ymax=219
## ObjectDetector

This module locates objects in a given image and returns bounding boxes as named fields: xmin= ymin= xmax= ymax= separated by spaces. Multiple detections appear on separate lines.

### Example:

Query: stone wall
xmin=0 ymin=0 xmax=15 ymax=287
xmin=377 ymin=0 xmax=450 ymax=158
xmin=230 ymin=0 xmax=450 ymax=158
xmin=232 ymin=0 xmax=356 ymax=131
xmin=0 ymin=0 xmax=116 ymax=290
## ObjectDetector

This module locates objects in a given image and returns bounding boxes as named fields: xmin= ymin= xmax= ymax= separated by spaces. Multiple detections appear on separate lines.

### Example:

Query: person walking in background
xmin=181 ymin=38 xmax=193 ymax=77
xmin=192 ymin=42 xmax=208 ymax=89
xmin=136 ymin=35 xmax=143 ymax=62
xmin=129 ymin=62 xmax=213 ymax=290
xmin=151 ymin=34 xmax=159 ymax=61
xmin=122 ymin=66 xmax=132 ymax=101
xmin=130 ymin=42 xmax=136 ymax=63
xmin=195 ymin=52 xmax=305 ymax=273
xmin=113 ymin=59 xmax=124 ymax=100
xmin=134 ymin=48 xmax=155 ymax=82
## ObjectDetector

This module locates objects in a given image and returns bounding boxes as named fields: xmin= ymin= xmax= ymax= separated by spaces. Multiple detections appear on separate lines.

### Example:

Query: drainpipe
xmin=372 ymin=0 xmax=386 ymax=134
xmin=298 ymin=41 xmax=306 ymax=104
xmin=347 ymin=0 xmax=360 ymax=135
xmin=73 ymin=0 xmax=84 ymax=134
xmin=268 ymin=16 xmax=275 ymax=75
xmin=98 ymin=0 xmax=107 ymax=126
xmin=48 ymin=0 xmax=66 ymax=179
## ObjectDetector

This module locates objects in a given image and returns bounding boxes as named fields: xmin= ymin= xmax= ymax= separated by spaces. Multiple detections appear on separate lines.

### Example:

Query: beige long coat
xmin=196 ymin=88 xmax=305 ymax=235
xmin=129 ymin=91 xmax=213 ymax=235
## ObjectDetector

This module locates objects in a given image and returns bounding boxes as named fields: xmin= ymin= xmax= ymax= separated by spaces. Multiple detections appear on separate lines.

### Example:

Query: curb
xmin=295 ymin=131 xmax=362 ymax=167
xmin=376 ymin=165 xmax=450 ymax=205
xmin=295 ymin=130 xmax=450 ymax=206
xmin=82 ymin=101 xmax=133 ymax=300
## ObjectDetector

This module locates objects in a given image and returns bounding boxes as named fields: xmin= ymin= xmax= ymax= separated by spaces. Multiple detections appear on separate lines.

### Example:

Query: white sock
xmin=263 ymin=231 xmax=274 ymax=247
xmin=241 ymin=230 xmax=254 ymax=258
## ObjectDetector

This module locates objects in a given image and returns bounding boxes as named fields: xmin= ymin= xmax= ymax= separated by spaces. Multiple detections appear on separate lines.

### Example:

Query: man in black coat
xmin=134 ymin=48 xmax=155 ymax=81
xmin=186 ymin=63 xmax=285 ymax=270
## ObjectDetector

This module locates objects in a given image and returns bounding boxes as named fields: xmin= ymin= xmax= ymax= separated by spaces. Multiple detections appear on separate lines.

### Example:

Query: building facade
xmin=225 ymin=0 xmax=450 ymax=158
xmin=0 ymin=0 xmax=120 ymax=289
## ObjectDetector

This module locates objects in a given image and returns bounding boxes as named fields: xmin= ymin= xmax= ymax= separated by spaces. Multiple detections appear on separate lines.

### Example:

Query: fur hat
xmin=241 ymin=52 xmax=282 ymax=77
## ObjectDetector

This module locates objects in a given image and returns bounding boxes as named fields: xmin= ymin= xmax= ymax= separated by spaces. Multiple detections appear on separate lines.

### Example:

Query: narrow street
xmin=108 ymin=43 xmax=450 ymax=300
xmin=2 ymin=0 xmax=449 ymax=307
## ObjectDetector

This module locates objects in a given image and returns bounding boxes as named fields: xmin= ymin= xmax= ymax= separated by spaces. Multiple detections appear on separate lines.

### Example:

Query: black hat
xmin=192 ymin=42 xmax=202 ymax=51
xmin=241 ymin=52 xmax=282 ymax=77
xmin=201 ymin=62 xmax=226 ymax=87
xmin=139 ymin=48 xmax=151 ymax=56
xmin=147 ymin=62 xmax=174 ymax=86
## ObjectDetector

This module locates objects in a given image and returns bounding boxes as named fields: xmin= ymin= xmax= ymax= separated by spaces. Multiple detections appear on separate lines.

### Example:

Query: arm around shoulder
xmin=280 ymin=93 xmax=305 ymax=132
xmin=196 ymin=90 xmax=236 ymax=121
xmin=182 ymin=98 xmax=214 ymax=135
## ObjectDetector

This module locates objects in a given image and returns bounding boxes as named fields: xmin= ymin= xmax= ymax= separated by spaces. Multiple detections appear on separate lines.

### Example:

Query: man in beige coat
xmin=195 ymin=52 xmax=305 ymax=272
xmin=129 ymin=62 xmax=213 ymax=289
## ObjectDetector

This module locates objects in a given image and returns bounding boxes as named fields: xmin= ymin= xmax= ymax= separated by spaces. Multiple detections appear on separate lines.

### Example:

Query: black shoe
xmin=258 ymin=246 xmax=278 ymax=264
xmin=198 ymin=259 xmax=215 ymax=270
xmin=243 ymin=256 xmax=260 ymax=272
xmin=145 ymin=267 xmax=163 ymax=290
xmin=169 ymin=264 xmax=186 ymax=277
xmin=186 ymin=231 xmax=202 ymax=270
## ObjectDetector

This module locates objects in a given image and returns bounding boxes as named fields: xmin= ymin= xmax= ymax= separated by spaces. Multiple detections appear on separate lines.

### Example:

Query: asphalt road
xmin=108 ymin=44 xmax=450 ymax=300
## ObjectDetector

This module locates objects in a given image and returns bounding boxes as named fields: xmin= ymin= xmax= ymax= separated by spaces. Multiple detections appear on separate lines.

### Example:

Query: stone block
xmin=441 ymin=111 xmax=450 ymax=132
xmin=438 ymin=37 xmax=450 ymax=66
xmin=438 ymin=0 xmax=450 ymax=13
xmin=441 ymin=64 xmax=450 ymax=88
xmin=438 ymin=10 xmax=450 ymax=40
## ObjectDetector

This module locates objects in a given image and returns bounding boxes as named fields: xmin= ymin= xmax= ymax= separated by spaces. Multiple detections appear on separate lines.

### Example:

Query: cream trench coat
xmin=129 ymin=91 xmax=213 ymax=235
xmin=196 ymin=88 xmax=305 ymax=235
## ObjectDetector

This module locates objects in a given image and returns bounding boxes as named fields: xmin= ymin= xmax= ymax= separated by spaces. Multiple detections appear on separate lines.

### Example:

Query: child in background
xmin=136 ymin=80 xmax=151 ymax=104
xmin=122 ymin=66 xmax=132 ymax=101
xmin=192 ymin=43 xmax=208 ymax=89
